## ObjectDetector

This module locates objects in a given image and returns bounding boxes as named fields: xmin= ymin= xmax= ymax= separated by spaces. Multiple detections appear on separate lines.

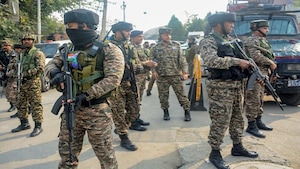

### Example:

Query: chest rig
xmin=209 ymin=34 xmax=246 ymax=81
xmin=68 ymin=41 xmax=105 ymax=94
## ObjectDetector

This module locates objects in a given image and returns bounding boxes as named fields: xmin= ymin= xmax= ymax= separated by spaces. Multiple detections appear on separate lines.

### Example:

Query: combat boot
xmin=129 ymin=120 xmax=147 ymax=131
xmin=163 ymin=109 xmax=170 ymax=121
xmin=10 ymin=112 xmax=18 ymax=118
xmin=11 ymin=119 xmax=31 ymax=133
xmin=137 ymin=117 xmax=150 ymax=126
xmin=30 ymin=122 xmax=43 ymax=137
xmin=119 ymin=134 xmax=138 ymax=151
xmin=256 ymin=116 xmax=273 ymax=131
xmin=231 ymin=143 xmax=258 ymax=158
xmin=8 ymin=102 xmax=16 ymax=112
xmin=209 ymin=149 xmax=230 ymax=169
xmin=246 ymin=121 xmax=265 ymax=138
xmin=184 ymin=110 xmax=191 ymax=121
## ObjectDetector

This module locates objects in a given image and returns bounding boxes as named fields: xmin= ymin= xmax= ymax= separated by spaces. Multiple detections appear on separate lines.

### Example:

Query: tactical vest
xmin=68 ymin=41 xmax=108 ymax=97
xmin=259 ymin=39 xmax=274 ymax=60
xmin=20 ymin=47 xmax=40 ymax=78
xmin=209 ymin=34 xmax=246 ymax=80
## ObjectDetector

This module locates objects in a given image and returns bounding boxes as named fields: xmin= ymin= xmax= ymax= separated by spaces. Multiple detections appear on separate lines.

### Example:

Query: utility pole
xmin=120 ymin=1 xmax=126 ymax=21
xmin=37 ymin=0 xmax=41 ymax=43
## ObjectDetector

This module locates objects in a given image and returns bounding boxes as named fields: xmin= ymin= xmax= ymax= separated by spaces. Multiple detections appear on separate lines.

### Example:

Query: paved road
xmin=0 ymin=78 xmax=299 ymax=169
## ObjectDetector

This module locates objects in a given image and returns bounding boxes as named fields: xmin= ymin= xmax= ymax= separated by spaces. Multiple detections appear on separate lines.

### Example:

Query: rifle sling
xmin=76 ymin=71 xmax=103 ymax=86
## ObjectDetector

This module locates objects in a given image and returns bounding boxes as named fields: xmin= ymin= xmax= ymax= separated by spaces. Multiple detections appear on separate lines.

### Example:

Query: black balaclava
xmin=66 ymin=29 xmax=98 ymax=50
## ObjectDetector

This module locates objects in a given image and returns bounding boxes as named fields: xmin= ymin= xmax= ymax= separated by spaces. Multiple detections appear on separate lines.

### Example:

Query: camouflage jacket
xmin=150 ymin=40 xmax=187 ymax=76
xmin=244 ymin=34 xmax=275 ymax=74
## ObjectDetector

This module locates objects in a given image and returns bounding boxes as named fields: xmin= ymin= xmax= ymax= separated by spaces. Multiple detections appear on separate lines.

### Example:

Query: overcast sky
xmin=106 ymin=0 xmax=229 ymax=31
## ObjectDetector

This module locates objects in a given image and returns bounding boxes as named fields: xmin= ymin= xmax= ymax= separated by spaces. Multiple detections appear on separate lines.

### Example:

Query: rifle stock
xmin=228 ymin=39 xmax=285 ymax=111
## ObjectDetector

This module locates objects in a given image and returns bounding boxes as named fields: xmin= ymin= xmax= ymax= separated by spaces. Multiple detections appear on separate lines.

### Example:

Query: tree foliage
xmin=0 ymin=0 xmax=81 ymax=42
xmin=167 ymin=15 xmax=185 ymax=41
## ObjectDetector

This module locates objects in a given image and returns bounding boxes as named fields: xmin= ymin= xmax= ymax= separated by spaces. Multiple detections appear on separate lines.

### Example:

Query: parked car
xmin=35 ymin=40 xmax=71 ymax=92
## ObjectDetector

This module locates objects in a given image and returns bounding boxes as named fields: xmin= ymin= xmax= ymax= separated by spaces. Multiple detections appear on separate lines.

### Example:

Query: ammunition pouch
xmin=209 ymin=66 xmax=246 ymax=81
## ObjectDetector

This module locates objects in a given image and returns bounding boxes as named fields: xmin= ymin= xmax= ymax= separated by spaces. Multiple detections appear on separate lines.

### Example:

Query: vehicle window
xmin=234 ymin=19 xmax=297 ymax=35
xmin=35 ymin=44 xmax=59 ymax=58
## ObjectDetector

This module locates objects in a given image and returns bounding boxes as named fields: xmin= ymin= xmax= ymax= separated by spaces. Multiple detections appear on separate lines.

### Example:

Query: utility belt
xmin=81 ymin=98 xmax=107 ymax=107
xmin=208 ymin=67 xmax=246 ymax=81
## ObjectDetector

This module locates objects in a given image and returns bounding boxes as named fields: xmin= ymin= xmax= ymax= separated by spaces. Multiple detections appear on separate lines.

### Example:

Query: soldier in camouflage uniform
xmin=107 ymin=22 xmax=142 ymax=151
xmin=199 ymin=12 xmax=258 ymax=169
xmin=6 ymin=44 xmax=24 ymax=118
xmin=45 ymin=9 xmax=123 ymax=168
xmin=244 ymin=20 xmax=276 ymax=138
xmin=0 ymin=38 xmax=16 ymax=112
xmin=11 ymin=34 xmax=45 ymax=137
xmin=129 ymin=30 xmax=157 ymax=130
xmin=185 ymin=36 xmax=199 ymax=85
xmin=150 ymin=27 xmax=191 ymax=121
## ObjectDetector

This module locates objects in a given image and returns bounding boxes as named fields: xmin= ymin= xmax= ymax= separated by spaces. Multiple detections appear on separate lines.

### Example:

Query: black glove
xmin=50 ymin=72 xmax=64 ymax=86
xmin=75 ymin=93 xmax=87 ymax=108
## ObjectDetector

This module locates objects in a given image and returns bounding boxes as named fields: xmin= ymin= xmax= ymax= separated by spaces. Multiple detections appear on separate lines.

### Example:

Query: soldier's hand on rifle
xmin=0 ymin=65 xmax=3 ymax=71
xmin=50 ymin=72 xmax=64 ymax=86
xmin=75 ymin=93 xmax=87 ymax=108
xmin=238 ymin=59 xmax=252 ymax=70
xmin=270 ymin=62 xmax=277 ymax=71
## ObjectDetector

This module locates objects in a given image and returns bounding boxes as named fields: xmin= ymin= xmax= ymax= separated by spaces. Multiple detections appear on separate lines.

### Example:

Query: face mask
xmin=66 ymin=29 xmax=98 ymax=50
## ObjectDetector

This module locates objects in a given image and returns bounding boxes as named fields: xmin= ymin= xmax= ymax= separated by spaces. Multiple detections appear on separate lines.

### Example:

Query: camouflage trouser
xmin=188 ymin=61 xmax=194 ymax=78
xmin=245 ymin=81 xmax=264 ymax=122
xmin=136 ymin=74 xmax=147 ymax=102
xmin=146 ymin=76 xmax=156 ymax=93
xmin=156 ymin=75 xmax=190 ymax=110
xmin=5 ymin=78 xmax=17 ymax=107
xmin=206 ymin=82 xmax=244 ymax=150
xmin=109 ymin=81 xmax=140 ymax=135
xmin=58 ymin=103 xmax=117 ymax=169
xmin=18 ymin=78 xmax=43 ymax=122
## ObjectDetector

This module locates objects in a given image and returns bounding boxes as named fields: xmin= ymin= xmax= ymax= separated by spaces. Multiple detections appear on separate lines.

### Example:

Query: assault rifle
xmin=54 ymin=43 xmax=76 ymax=162
xmin=222 ymin=39 xmax=285 ymax=111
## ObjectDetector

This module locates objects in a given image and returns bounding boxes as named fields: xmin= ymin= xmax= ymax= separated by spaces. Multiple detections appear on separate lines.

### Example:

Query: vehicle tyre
xmin=278 ymin=93 xmax=300 ymax=106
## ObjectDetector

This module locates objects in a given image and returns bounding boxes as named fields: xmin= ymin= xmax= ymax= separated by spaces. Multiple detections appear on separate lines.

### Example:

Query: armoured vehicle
xmin=228 ymin=0 xmax=300 ymax=106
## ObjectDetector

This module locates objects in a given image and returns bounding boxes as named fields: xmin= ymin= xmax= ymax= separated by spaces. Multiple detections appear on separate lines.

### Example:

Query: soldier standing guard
xmin=45 ymin=9 xmax=123 ymax=168
xmin=150 ymin=27 xmax=191 ymax=121
xmin=11 ymin=34 xmax=45 ymax=137
xmin=108 ymin=21 xmax=141 ymax=151
xmin=199 ymin=12 xmax=259 ymax=169
xmin=129 ymin=30 xmax=157 ymax=130
xmin=0 ymin=38 xmax=16 ymax=112
xmin=244 ymin=20 xmax=276 ymax=138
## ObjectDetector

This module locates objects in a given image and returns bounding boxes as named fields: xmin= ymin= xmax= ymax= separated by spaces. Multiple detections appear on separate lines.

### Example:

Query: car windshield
xmin=234 ymin=17 xmax=297 ymax=36
xmin=35 ymin=43 xmax=60 ymax=58
xmin=269 ymin=39 xmax=300 ymax=56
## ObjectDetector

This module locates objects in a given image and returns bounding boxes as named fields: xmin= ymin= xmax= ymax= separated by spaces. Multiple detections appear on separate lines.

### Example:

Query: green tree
xmin=167 ymin=15 xmax=185 ymax=41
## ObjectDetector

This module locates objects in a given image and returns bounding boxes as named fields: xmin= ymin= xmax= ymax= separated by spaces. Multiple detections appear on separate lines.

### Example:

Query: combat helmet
xmin=1 ymin=38 xmax=13 ymax=46
xmin=208 ymin=12 xmax=236 ymax=26
xmin=21 ymin=33 xmax=35 ymax=41
xmin=250 ymin=20 xmax=269 ymax=31
xmin=159 ymin=27 xmax=172 ymax=34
